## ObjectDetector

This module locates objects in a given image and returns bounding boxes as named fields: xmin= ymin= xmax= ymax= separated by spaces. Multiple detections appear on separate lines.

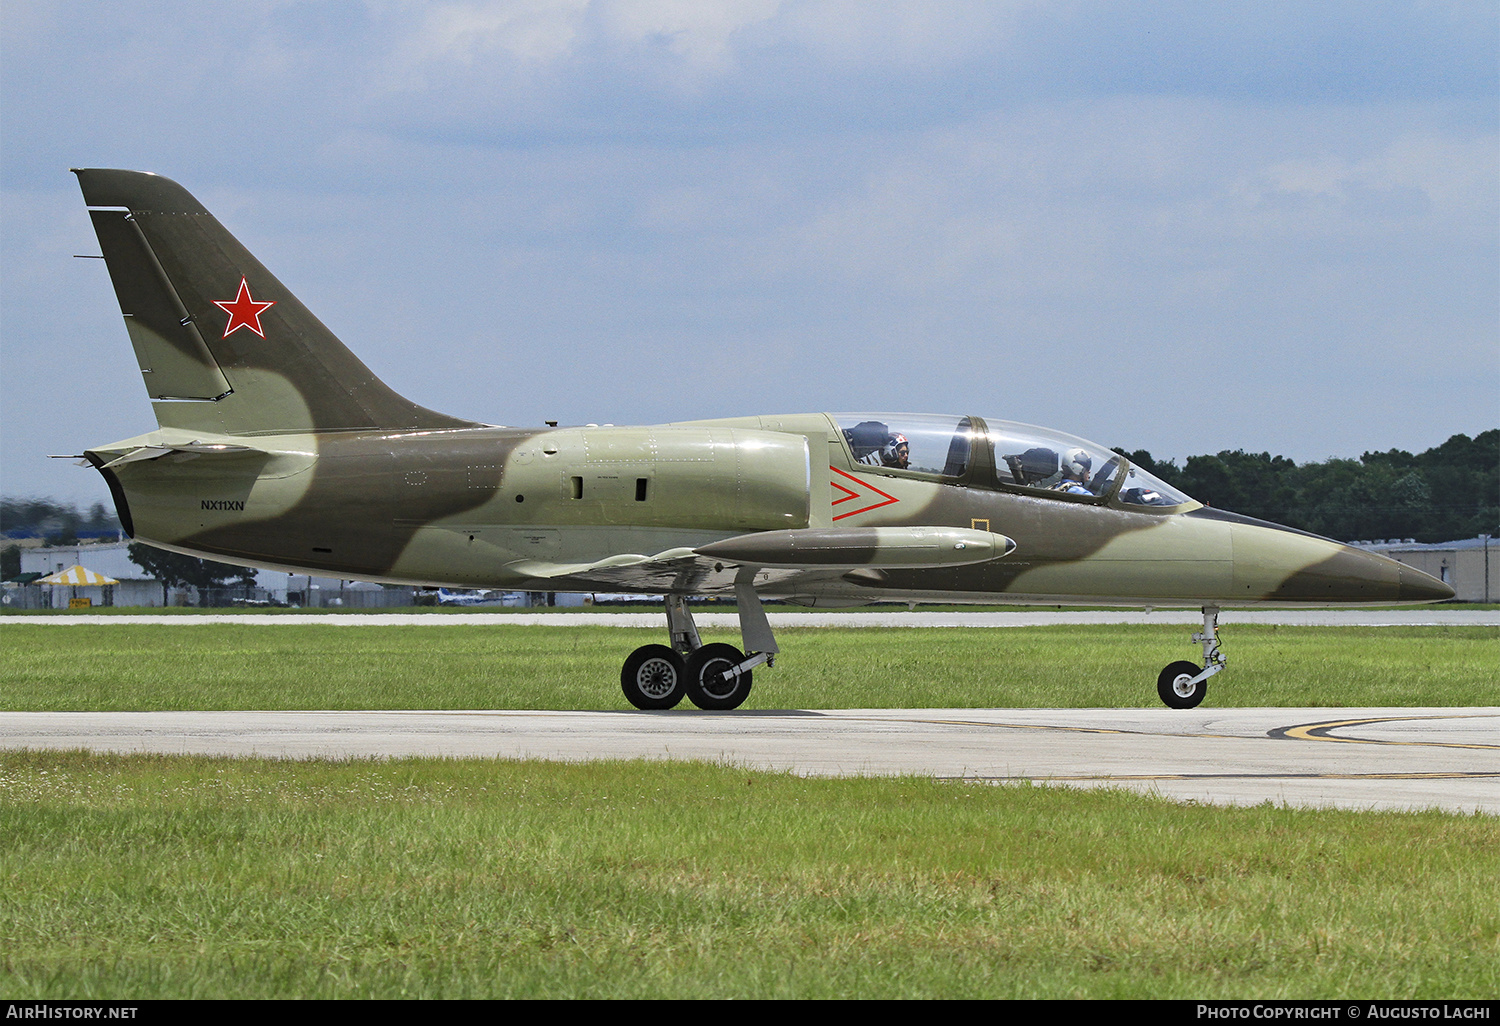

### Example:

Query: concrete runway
xmin=4 ymin=707 xmax=1496 ymax=816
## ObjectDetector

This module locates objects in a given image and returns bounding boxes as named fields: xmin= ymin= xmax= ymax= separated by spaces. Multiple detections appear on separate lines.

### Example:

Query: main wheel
xmin=684 ymin=643 xmax=752 ymax=711
xmin=1157 ymin=660 xmax=1207 ymax=709
xmin=621 ymin=644 xmax=686 ymax=710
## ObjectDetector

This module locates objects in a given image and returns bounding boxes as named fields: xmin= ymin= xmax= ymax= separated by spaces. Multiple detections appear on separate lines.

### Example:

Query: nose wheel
xmin=1156 ymin=606 xmax=1226 ymax=709
xmin=1158 ymin=660 xmax=1208 ymax=709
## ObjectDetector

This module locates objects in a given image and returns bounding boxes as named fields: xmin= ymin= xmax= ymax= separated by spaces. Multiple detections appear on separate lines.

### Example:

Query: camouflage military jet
xmin=69 ymin=169 xmax=1454 ymax=711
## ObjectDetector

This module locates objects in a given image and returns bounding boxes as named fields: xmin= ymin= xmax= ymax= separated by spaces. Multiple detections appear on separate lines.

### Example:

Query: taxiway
xmin=4 ymin=706 xmax=1495 ymax=815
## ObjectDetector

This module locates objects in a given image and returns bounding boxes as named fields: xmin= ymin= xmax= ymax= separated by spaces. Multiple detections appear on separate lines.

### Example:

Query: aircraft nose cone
xmin=1270 ymin=543 xmax=1402 ymax=603
xmin=1223 ymin=517 xmax=1456 ymax=605
xmin=1399 ymin=564 xmax=1455 ymax=603
xmin=1269 ymin=542 xmax=1454 ymax=605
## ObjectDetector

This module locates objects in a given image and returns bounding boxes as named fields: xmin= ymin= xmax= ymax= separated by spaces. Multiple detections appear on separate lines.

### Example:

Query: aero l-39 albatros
xmin=67 ymin=169 xmax=1454 ymax=711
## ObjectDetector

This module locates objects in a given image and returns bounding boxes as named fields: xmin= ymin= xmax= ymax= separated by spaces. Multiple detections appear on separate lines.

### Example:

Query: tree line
xmin=0 ymin=497 xmax=120 ymax=543
xmin=1116 ymin=429 xmax=1498 ymax=544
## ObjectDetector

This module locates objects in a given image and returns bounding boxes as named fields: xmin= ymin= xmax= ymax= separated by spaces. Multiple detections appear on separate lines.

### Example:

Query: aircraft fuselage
xmin=87 ymin=412 xmax=1445 ymax=608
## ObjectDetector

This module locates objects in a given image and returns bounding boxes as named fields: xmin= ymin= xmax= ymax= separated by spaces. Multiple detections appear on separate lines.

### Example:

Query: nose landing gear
xmin=1157 ymin=605 xmax=1226 ymax=709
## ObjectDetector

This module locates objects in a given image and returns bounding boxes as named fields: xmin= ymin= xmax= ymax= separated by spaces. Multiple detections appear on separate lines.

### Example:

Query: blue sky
xmin=2 ymin=1 xmax=1496 ymax=508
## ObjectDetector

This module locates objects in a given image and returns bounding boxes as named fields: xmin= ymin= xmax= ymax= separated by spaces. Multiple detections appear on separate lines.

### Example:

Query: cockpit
xmin=834 ymin=413 xmax=1194 ymax=510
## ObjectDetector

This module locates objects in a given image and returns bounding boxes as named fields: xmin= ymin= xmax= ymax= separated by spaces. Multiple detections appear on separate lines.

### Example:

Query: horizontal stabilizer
xmin=96 ymin=441 xmax=260 ymax=469
xmin=695 ymin=526 xmax=1016 ymax=569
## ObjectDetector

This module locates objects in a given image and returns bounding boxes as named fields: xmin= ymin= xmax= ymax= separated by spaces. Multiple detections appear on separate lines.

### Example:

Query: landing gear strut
xmin=1156 ymin=605 xmax=1226 ymax=709
xmin=619 ymin=583 xmax=776 ymax=711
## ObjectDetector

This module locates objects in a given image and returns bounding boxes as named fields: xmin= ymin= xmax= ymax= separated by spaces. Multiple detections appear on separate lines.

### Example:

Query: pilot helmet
xmin=883 ymin=434 xmax=910 ymax=464
xmin=1062 ymin=448 xmax=1092 ymax=479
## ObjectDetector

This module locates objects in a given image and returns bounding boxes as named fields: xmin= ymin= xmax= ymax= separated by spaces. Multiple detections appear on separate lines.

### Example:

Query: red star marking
xmin=213 ymin=277 xmax=276 ymax=338
xmin=830 ymin=466 xmax=899 ymax=520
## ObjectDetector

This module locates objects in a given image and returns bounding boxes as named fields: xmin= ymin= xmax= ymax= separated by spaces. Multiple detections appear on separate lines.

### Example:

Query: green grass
xmin=0 ymin=623 xmax=1494 ymax=711
xmin=3 ymin=751 xmax=1497 ymax=999
xmin=4 ymin=623 xmax=1495 ymax=998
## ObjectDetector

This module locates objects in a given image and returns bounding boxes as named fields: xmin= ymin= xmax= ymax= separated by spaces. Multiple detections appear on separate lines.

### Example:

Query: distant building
xmin=7 ymin=540 xmax=416 ymax=609
xmin=10 ymin=540 xmax=156 ymax=608
xmin=1350 ymin=536 xmax=1497 ymax=604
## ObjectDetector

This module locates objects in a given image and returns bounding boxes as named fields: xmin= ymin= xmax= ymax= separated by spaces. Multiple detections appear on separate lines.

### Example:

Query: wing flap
xmin=502 ymin=550 xmax=818 ymax=595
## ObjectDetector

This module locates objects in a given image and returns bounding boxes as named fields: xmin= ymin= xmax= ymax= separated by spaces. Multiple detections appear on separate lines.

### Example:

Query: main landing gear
xmin=620 ymin=584 xmax=777 ymax=711
xmin=1156 ymin=605 xmax=1226 ymax=709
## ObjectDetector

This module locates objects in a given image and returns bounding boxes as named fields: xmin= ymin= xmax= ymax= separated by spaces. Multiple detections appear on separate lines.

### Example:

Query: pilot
xmin=880 ymin=434 xmax=911 ymax=469
xmin=1055 ymin=448 xmax=1093 ymax=495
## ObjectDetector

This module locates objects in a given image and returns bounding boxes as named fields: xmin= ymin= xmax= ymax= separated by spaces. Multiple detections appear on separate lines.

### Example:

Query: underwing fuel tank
xmin=696 ymin=526 xmax=1016 ymax=568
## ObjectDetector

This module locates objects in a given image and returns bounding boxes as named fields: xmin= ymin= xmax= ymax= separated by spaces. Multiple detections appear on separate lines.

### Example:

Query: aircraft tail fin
xmin=73 ymin=168 xmax=478 ymax=436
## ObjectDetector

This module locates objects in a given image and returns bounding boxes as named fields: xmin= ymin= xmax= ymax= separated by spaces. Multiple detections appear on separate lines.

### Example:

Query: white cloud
xmin=396 ymin=0 xmax=784 ymax=79
xmin=1231 ymin=125 xmax=1498 ymax=234
xmin=407 ymin=0 xmax=591 ymax=65
xmin=396 ymin=0 xmax=1038 ymax=75
xmin=779 ymin=0 xmax=1044 ymax=67
xmin=600 ymin=0 xmax=782 ymax=72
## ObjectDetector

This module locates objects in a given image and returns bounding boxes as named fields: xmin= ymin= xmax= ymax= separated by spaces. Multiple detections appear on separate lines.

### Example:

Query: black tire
xmin=684 ymin=643 xmax=752 ymax=711
xmin=621 ymin=644 xmax=686 ymax=710
xmin=1158 ymin=660 xmax=1207 ymax=709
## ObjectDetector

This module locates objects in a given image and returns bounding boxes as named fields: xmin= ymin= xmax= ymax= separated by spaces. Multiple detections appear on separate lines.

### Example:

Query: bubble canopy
xmin=832 ymin=414 xmax=1195 ymax=510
